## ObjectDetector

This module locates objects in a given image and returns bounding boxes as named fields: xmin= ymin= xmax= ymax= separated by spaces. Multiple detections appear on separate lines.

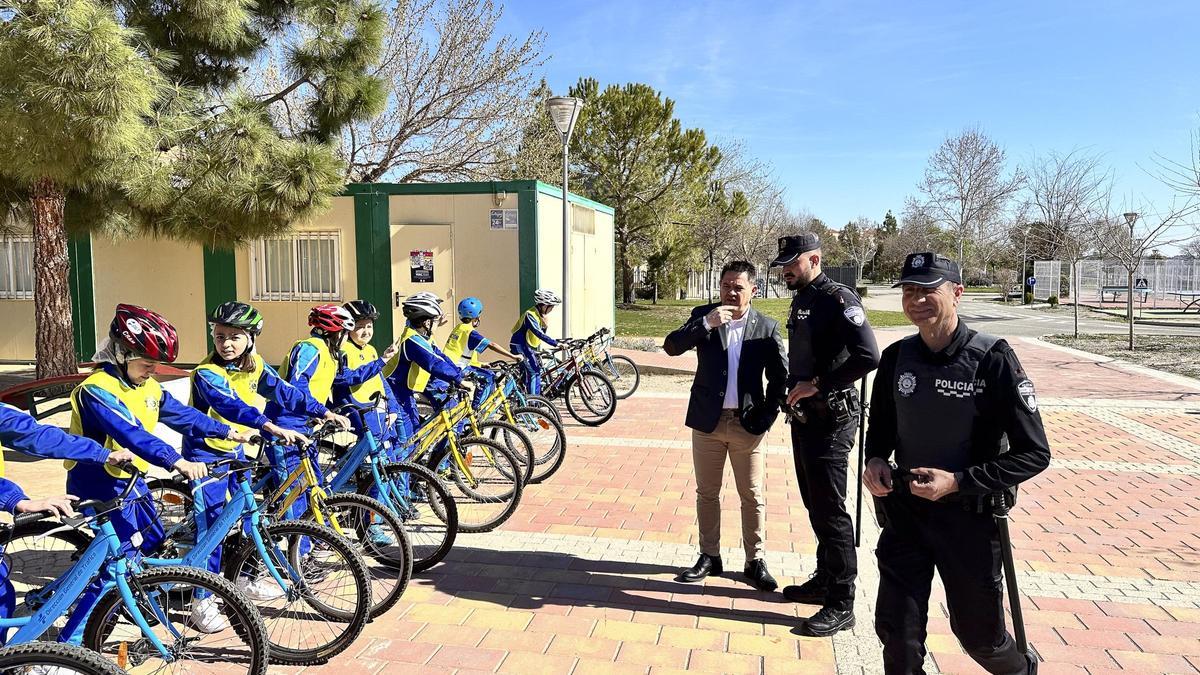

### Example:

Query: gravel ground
xmin=1042 ymin=333 xmax=1200 ymax=380
xmin=635 ymin=373 xmax=694 ymax=392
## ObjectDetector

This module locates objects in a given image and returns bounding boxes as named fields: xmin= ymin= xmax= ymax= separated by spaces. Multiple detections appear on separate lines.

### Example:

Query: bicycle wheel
xmin=222 ymin=520 xmax=371 ymax=665
xmin=479 ymin=420 xmax=535 ymax=484
xmin=0 ymin=642 xmax=126 ymax=675
xmin=146 ymin=477 xmax=196 ymax=558
xmin=525 ymin=394 xmax=563 ymax=424
xmin=323 ymin=493 xmax=413 ymax=618
xmin=509 ymin=406 xmax=568 ymax=484
xmin=379 ymin=462 xmax=457 ymax=572
xmin=82 ymin=565 xmax=269 ymax=674
xmin=604 ymin=354 xmax=640 ymax=399
xmin=4 ymin=520 xmax=92 ymax=635
xmin=565 ymin=371 xmax=617 ymax=426
xmin=429 ymin=437 xmax=523 ymax=532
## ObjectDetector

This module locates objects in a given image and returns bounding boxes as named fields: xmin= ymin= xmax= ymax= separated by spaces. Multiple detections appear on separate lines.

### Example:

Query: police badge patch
xmin=1017 ymin=379 xmax=1037 ymax=412
xmin=898 ymin=371 xmax=917 ymax=397
xmin=911 ymin=254 xmax=925 ymax=268
xmin=843 ymin=306 xmax=865 ymax=326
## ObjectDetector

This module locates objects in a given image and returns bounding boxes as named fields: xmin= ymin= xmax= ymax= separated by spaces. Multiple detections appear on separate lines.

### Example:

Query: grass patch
xmin=617 ymin=298 xmax=910 ymax=337
xmin=1042 ymin=333 xmax=1200 ymax=380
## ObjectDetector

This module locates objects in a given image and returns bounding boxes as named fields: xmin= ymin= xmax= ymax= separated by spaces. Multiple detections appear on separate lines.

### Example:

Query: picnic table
xmin=1167 ymin=290 xmax=1200 ymax=312
xmin=1100 ymin=285 xmax=1152 ymax=303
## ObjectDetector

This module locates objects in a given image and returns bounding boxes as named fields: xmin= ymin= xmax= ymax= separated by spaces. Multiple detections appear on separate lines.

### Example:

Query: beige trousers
xmin=691 ymin=409 xmax=766 ymax=560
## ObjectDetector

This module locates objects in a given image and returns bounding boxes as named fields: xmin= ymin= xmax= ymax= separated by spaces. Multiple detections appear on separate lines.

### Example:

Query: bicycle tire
xmin=82 ymin=565 xmax=269 ymax=675
xmin=323 ymin=493 xmax=413 ymax=618
xmin=479 ymin=420 xmax=535 ymax=484
xmin=378 ymin=462 xmax=457 ymax=572
xmin=427 ymin=437 xmax=523 ymax=532
xmin=525 ymin=394 xmax=563 ymax=424
xmin=605 ymin=354 xmax=640 ymax=399
xmin=4 ymin=520 xmax=92 ymax=631
xmin=0 ymin=642 xmax=126 ymax=675
xmin=222 ymin=520 xmax=371 ymax=665
xmin=145 ymin=476 xmax=196 ymax=558
xmin=565 ymin=371 xmax=617 ymax=426
xmin=509 ymin=406 xmax=568 ymax=484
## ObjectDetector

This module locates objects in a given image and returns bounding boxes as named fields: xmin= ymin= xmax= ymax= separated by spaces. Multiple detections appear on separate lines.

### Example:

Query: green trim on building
xmin=517 ymin=185 xmax=539 ymax=311
xmin=201 ymin=246 xmax=237 ymax=351
xmin=67 ymin=233 xmax=95 ymax=361
xmin=343 ymin=181 xmax=538 ymax=197
xmin=354 ymin=191 xmax=393 ymax=346
xmin=533 ymin=182 xmax=616 ymax=215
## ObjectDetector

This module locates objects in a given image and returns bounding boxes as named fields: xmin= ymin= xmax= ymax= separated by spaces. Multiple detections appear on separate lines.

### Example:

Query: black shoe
xmin=782 ymin=572 xmax=829 ymax=604
xmin=800 ymin=605 xmax=855 ymax=636
xmin=743 ymin=559 xmax=778 ymax=592
xmin=679 ymin=554 xmax=722 ymax=582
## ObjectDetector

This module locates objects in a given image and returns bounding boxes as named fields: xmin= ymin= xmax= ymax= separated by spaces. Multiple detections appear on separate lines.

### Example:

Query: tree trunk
xmin=1127 ymin=269 xmax=1135 ymax=351
xmin=707 ymin=251 xmax=714 ymax=302
xmin=618 ymin=243 xmax=634 ymax=304
xmin=30 ymin=177 xmax=77 ymax=379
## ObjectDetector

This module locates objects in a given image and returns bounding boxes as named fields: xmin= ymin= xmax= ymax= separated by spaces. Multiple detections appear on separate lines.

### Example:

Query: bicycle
xmin=477 ymin=361 xmax=568 ymax=484
xmin=133 ymin=456 xmax=372 ymax=664
xmin=1 ymin=465 xmax=269 ymax=674
xmin=0 ymin=642 xmax=125 ymax=675
xmin=538 ymin=337 xmax=618 ymax=426
xmin=579 ymin=327 xmax=640 ymax=399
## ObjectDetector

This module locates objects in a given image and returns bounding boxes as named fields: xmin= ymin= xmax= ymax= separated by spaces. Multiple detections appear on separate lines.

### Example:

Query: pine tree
xmin=0 ymin=0 xmax=385 ymax=377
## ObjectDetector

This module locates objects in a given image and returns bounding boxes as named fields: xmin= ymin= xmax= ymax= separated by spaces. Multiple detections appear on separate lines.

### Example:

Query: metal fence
xmin=1040 ymin=258 xmax=1200 ymax=309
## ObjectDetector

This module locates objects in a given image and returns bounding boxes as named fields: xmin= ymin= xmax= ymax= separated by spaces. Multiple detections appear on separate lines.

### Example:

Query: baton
xmin=855 ymin=377 xmax=867 ymax=547
xmin=994 ymin=495 xmax=1032 ymax=658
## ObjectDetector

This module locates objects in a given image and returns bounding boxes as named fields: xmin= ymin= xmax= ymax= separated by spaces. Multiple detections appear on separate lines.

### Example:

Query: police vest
xmin=280 ymin=337 xmax=339 ymax=406
xmin=511 ymin=309 xmax=547 ymax=349
xmin=192 ymin=354 xmax=266 ymax=452
xmin=893 ymin=331 xmax=1000 ymax=472
xmin=342 ymin=340 xmax=387 ymax=404
xmin=787 ymin=278 xmax=856 ymax=385
xmin=444 ymin=323 xmax=481 ymax=368
xmin=382 ymin=326 xmax=416 ymax=378
xmin=67 ymin=369 xmax=162 ymax=479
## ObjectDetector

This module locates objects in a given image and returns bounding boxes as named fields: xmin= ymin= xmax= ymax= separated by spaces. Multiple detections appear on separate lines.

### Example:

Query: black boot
xmin=743 ymin=559 xmax=778 ymax=592
xmin=782 ymin=572 xmax=829 ymax=604
xmin=800 ymin=605 xmax=855 ymax=637
xmin=680 ymin=553 xmax=722 ymax=582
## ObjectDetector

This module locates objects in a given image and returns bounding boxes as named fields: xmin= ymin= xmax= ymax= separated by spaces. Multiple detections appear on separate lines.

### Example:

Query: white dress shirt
xmin=704 ymin=312 xmax=748 ymax=409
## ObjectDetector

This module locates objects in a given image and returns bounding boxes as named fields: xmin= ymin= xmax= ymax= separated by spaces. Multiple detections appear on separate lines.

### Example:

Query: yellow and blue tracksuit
xmin=510 ymin=308 xmax=557 ymax=394
xmin=186 ymin=353 xmax=329 ymax=581
xmin=62 ymin=364 xmax=230 ymax=644
xmin=0 ymin=404 xmax=111 ymax=644
xmin=384 ymin=326 xmax=464 ymax=436
xmin=444 ymin=323 xmax=493 ymax=406
xmin=334 ymin=340 xmax=404 ymax=504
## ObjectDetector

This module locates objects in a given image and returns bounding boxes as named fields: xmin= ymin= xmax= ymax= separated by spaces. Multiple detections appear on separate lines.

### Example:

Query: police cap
xmin=893 ymin=252 xmax=962 ymax=287
xmin=769 ymin=233 xmax=821 ymax=267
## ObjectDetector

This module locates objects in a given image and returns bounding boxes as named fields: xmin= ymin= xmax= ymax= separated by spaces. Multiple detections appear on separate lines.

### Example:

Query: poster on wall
xmin=410 ymin=250 xmax=434 ymax=282
xmin=489 ymin=208 xmax=518 ymax=230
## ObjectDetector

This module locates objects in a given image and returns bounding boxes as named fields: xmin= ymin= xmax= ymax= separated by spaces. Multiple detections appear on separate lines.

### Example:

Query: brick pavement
xmin=5 ymin=333 xmax=1200 ymax=673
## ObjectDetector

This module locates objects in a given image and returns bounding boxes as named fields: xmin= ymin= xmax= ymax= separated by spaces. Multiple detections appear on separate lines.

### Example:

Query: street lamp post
xmin=546 ymin=96 xmax=583 ymax=338
xmin=1123 ymin=211 xmax=1139 ymax=350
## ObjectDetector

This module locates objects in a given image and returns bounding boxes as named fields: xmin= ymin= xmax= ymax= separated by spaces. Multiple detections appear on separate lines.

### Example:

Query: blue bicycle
xmin=1 ymin=467 xmax=269 ymax=673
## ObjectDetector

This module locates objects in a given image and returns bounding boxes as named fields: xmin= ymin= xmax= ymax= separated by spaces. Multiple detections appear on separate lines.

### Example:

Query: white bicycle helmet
xmin=402 ymin=295 xmax=444 ymax=322
xmin=534 ymin=289 xmax=562 ymax=306
xmin=407 ymin=291 xmax=444 ymax=304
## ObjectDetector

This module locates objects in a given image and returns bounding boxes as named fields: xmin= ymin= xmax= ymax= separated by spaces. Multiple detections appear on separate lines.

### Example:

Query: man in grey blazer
xmin=664 ymin=260 xmax=789 ymax=591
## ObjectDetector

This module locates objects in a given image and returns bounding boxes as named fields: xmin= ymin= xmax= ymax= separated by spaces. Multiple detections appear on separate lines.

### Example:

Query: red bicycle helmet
xmin=309 ymin=304 xmax=355 ymax=334
xmin=110 ymin=304 xmax=179 ymax=363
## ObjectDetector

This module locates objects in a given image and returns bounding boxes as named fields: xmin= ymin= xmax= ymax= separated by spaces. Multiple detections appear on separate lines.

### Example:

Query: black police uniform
xmin=867 ymin=252 xmax=1050 ymax=675
xmin=773 ymin=234 xmax=880 ymax=615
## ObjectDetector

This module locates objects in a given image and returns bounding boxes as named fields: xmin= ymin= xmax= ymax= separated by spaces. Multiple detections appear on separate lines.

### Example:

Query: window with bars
xmin=250 ymin=232 xmax=342 ymax=302
xmin=0 ymin=235 xmax=34 ymax=300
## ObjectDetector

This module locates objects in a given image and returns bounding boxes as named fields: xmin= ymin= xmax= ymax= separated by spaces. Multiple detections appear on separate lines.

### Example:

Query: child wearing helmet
xmin=445 ymin=297 xmax=521 ymax=405
xmin=510 ymin=289 xmax=562 ymax=394
xmin=384 ymin=295 xmax=465 ymax=436
xmin=185 ymin=301 xmax=345 ymax=609
xmin=62 ymin=304 xmax=252 ymax=642
xmin=0 ymin=403 xmax=139 ymax=642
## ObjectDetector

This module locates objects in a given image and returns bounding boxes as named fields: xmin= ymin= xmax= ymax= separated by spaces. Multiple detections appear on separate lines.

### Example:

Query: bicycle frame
xmin=3 ymin=514 xmax=177 ymax=661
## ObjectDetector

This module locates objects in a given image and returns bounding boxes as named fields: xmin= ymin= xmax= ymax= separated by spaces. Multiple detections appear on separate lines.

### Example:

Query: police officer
xmin=863 ymin=253 xmax=1050 ymax=674
xmin=771 ymin=233 xmax=880 ymax=636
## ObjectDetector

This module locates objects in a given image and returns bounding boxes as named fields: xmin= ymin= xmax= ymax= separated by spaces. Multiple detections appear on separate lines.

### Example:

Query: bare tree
xmin=1097 ymin=199 xmax=1198 ymax=350
xmin=339 ymin=0 xmax=546 ymax=182
xmin=839 ymin=217 xmax=877 ymax=284
xmin=729 ymin=185 xmax=790 ymax=292
xmin=916 ymin=126 xmax=1025 ymax=274
xmin=1022 ymin=149 xmax=1112 ymax=335
xmin=1156 ymin=125 xmax=1200 ymax=199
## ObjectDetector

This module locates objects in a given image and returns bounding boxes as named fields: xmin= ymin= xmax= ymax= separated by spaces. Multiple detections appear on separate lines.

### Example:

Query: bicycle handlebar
xmin=7 ymin=461 xmax=146 ymax=532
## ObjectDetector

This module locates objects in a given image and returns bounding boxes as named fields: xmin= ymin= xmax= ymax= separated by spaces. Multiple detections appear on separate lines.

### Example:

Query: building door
xmin=390 ymin=223 xmax=455 ymax=345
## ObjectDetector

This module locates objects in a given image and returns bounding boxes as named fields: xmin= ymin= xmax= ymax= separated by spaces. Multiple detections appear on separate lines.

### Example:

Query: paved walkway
xmin=6 ymin=332 xmax=1200 ymax=673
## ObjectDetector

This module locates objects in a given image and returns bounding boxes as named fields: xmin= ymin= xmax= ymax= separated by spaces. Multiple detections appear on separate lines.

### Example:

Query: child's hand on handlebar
xmin=227 ymin=428 xmax=257 ymax=444
xmin=15 ymin=494 xmax=78 ymax=518
xmin=263 ymin=421 xmax=310 ymax=447
xmin=174 ymin=459 xmax=209 ymax=481
xmin=325 ymin=411 xmax=353 ymax=430
xmin=104 ymin=449 xmax=139 ymax=466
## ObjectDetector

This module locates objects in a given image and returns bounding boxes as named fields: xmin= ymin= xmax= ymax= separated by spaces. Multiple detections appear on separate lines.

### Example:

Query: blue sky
xmin=498 ymin=0 xmax=1200 ymax=230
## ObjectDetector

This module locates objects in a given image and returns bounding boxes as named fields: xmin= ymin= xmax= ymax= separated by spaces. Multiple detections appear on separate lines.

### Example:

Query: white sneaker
xmin=237 ymin=574 xmax=286 ymax=601
xmin=189 ymin=594 xmax=230 ymax=633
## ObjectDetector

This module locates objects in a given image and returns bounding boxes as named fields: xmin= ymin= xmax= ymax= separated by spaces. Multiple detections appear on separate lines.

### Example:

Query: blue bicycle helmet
xmin=458 ymin=297 xmax=483 ymax=319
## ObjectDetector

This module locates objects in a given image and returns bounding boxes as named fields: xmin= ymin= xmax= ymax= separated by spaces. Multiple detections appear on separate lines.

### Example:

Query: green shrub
xmin=856 ymin=286 xmax=869 ymax=297
xmin=1048 ymin=295 xmax=1059 ymax=307
xmin=1024 ymin=291 xmax=1034 ymax=304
